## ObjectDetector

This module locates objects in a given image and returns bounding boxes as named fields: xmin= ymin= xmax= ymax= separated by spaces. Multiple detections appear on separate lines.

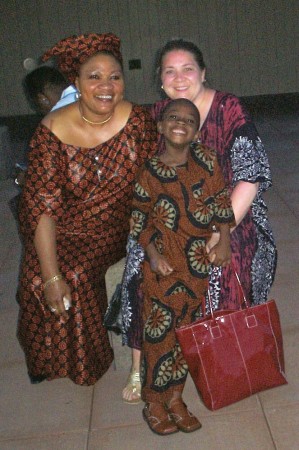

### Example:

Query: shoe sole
xmin=123 ymin=398 xmax=142 ymax=405
xmin=176 ymin=422 xmax=202 ymax=433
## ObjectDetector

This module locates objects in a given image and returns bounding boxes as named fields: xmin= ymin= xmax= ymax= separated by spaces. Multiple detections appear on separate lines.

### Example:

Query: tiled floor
xmin=0 ymin=107 xmax=298 ymax=449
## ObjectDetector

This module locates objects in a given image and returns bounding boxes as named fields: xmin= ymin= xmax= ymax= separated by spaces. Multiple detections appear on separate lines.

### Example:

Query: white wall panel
xmin=0 ymin=0 xmax=298 ymax=116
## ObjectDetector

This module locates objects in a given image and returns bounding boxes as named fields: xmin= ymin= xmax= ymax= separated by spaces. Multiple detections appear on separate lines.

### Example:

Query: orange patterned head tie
xmin=42 ymin=33 xmax=122 ymax=84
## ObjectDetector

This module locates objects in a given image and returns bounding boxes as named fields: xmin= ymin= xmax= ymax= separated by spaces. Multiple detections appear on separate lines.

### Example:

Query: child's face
xmin=158 ymin=103 xmax=199 ymax=147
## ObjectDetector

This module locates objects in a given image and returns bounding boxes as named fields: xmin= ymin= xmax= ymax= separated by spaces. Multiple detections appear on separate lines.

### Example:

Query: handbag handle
xmin=206 ymin=265 xmax=250 ymax=320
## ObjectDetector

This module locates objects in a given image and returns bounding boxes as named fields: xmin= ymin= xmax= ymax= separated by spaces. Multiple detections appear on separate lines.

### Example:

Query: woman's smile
xmin=76 ymin=53 xmax=124 ymax=118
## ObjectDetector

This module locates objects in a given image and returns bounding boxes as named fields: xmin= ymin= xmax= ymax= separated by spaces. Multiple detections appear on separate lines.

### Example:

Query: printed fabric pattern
xmin=130 ymin=147 xmax=235 ymax=401
xmin=17 ymin=104 xmax=157 ymax=385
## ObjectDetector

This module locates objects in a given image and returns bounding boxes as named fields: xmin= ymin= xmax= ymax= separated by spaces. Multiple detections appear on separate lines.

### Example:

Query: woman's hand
xmin=150 ymin=254 xmax=173 ymax=276
xmin=206 ymin=232 xmax=220 ymax=254
xmin=146 ymin=242 xmax=173 ymax=276
xmin=34 ymin=215 xmax=72 ymax=318
xmin=44 ymin=278 xmax=72 ymax=318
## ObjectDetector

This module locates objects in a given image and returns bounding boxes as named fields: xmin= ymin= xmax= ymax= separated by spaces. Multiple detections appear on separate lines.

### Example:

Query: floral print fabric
xmin=131 ymin=146 xmax=235 ymax=401
xmin=122 ymin=91 xmax=277 ymax=350
xmin=152 ymin=92 xmax=277 ymax=306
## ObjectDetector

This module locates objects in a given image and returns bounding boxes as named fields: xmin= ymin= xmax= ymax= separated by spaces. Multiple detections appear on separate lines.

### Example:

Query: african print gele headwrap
xmin=42 ymin=33 xmax=122 ymax=84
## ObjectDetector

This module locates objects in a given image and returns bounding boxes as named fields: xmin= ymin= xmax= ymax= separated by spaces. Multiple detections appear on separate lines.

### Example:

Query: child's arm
xmin=207 ymin=223 xmax=231 ymax=267
xmin=146 ymin=242 xmax=173 ymax=276
xmin=130 ymin=166 xmax=156 ymax=246
xmin=131 ymin=164 xmax=173 ymax=276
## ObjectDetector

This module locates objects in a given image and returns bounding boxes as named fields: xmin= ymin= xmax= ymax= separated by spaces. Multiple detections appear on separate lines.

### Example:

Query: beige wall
xmin=0 ymin=0 xmax=298 ymax=116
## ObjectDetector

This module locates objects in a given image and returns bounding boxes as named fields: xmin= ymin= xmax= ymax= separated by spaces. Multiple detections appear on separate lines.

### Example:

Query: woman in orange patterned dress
xmin=17 ymin=33 xmax=157 ymax=386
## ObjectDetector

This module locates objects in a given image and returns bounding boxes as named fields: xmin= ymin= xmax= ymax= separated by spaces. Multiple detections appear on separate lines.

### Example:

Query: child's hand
xmin=146 ymin=242 xmax=173 ymax=276
xmin=15 ymin=170 xmax=26 ymax=187
xmin=207 ymin=225 xmax=231 ymax=267
xmin=208 ymin=244 xmax=231 ymax=267
xmin=150 ymin=254 xmax=173 ymax=276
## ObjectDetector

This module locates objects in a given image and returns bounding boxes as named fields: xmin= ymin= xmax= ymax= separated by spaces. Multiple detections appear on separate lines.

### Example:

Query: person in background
xmin=10 ymin=66 xmax=72 ymax=218
xmin=131 ymin=98 xmax=235 ymax=435
xmin=17 ymin=33 xmax=157 ymax=386
xmin=15 ymin=66 xmax=72 ymax=187
xmin=122 ymin=38 xmax=277 ymax=404
xmin=23 ymin=66 xmax=69 ymax=116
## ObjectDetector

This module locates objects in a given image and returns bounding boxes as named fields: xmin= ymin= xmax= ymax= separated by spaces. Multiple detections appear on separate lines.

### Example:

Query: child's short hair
xmin=161 ymin=98 xmax=200 ymax=128
xmin=23 ymin=66 xmax=67 ymax=104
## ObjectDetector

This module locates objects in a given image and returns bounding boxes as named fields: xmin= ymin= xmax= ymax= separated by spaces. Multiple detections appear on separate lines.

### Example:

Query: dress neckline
xmin=39 ymin=104 xmax=139 ymax=150
xmin=155 ymin=154 xmax=189 ymax=170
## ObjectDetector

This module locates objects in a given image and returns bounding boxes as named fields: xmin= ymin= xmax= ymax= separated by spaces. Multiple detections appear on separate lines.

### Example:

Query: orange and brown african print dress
xmin=17 ymin=104 xmax=157 ymax=386
xmin=130 ymin=145 xmax=235 ymax=402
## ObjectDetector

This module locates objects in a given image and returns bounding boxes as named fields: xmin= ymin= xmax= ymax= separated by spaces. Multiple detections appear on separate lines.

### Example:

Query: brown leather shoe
xmin=167 ymin=398 xmax=202 ymax=433
xmin=142 ymin=402 xmax=179 ymax=436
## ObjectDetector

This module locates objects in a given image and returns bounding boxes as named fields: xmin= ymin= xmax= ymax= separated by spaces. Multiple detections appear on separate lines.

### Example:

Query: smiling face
xmin=158 ymin=99 xmax=200 ymax=149
xmin=75 ymin=52 xmax=125 ymax=118
xmin=160 ymin=49 xmax=206 ymax=104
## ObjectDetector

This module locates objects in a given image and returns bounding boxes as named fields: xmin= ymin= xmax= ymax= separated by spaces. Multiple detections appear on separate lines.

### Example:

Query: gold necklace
xmin=79 ymin=104 xmax=113 ymax=125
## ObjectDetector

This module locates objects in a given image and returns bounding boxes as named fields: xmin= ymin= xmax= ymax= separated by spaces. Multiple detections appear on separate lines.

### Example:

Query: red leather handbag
xmin=175 ymin=272 xmax=287 ymax=410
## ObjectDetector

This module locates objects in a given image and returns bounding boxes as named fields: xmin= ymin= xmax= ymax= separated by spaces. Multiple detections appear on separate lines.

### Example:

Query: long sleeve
xmin=202 ymin=93 xmax=272 ymax=195
xmin=130 ymin=165 xmax=157 ymax=249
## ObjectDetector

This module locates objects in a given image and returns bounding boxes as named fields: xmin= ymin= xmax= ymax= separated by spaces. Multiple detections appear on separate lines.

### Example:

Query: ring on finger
xmin=63 ymin=296 xmax=71 ymax=311
xmin=49 ymin=306 xmax=57 ymax=313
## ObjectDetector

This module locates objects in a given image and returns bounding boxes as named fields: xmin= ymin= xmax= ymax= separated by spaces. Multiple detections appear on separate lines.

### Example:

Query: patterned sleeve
xmin=130 ymin=164 xmax=156 ymax=249
xmin=222 ymin=95 xmax=272 ymax=194
xmin=189 ymin=143 xmax=236 ymax=228
xmin=190 ymin=144 xmax=235 ymax=228
xmin=132 ymin=105 xmax=158 ymax=167
xmin=19 ymin=124 xmax=65 ymax=238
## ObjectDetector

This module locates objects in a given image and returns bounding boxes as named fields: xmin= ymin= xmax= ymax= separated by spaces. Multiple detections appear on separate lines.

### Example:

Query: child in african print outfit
xmin=130 ymin=99 xmax=236 ymax=436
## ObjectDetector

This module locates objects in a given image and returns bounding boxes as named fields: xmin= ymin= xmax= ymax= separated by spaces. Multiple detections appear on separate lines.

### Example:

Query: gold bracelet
xmin=44 ymin=274 xmax=63 ymax=289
